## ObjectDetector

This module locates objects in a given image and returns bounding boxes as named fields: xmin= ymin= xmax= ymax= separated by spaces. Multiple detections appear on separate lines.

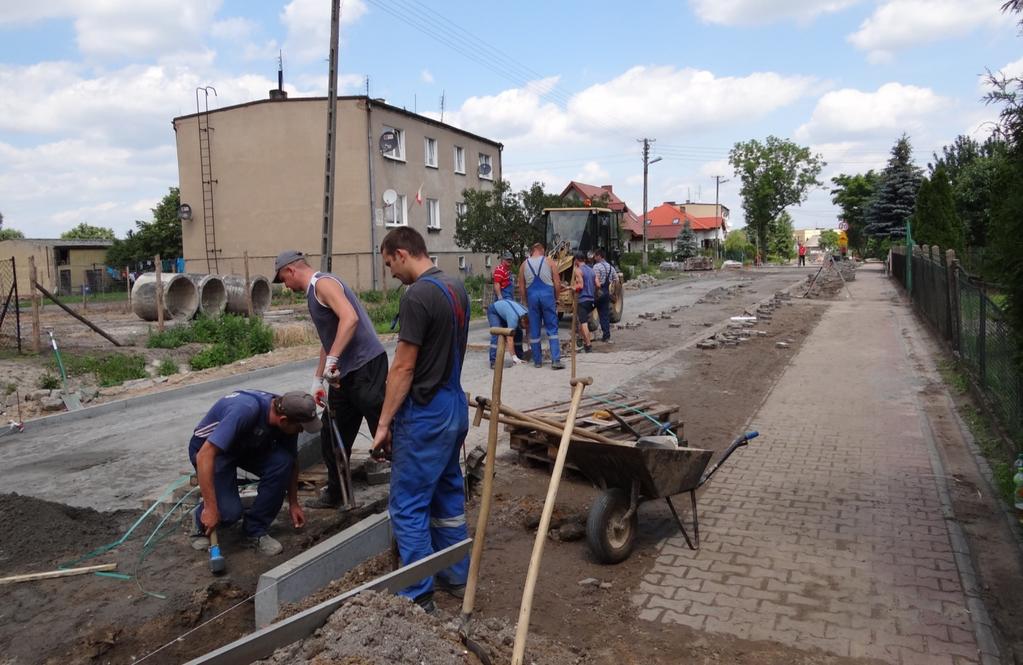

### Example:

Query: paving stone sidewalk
xmin=633 ymin=265 xmax=996 ymax=665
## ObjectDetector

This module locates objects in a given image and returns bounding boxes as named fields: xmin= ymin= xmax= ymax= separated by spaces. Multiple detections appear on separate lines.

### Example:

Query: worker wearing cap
xmin=188 ymin=390 xmax=319 ymax=556
xmin=518 ymin=242 xmax=564 ymax=370
xmin=273 ymin=250 xmax=388 ymax=509
xmin=492 ymin=251 xmax=515 ymax=301
xmin=372 ymin=227 xmax=470 ymax=613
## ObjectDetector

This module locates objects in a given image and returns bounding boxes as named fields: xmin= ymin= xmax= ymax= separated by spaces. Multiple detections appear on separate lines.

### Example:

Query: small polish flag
xmin=415 ymin=184 xmax=424 ymax=205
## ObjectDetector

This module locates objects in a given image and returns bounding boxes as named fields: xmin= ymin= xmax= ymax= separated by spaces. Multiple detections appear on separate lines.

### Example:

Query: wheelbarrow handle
xmin=698 ymin=431 xmax=759 ymax=487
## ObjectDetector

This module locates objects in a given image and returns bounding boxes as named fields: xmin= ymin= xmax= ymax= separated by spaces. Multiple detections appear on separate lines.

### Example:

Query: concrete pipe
xmin=131 ymin=272 xmax=200 ymax=321
xmin=183 ymin=273 xmax=227 ymax=318
xmin=221 ymin=274 xmax=271 ymax=317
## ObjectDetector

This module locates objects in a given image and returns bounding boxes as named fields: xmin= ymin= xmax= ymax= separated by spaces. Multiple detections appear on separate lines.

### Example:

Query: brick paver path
xmin=633 ymin=266 xmax=995 ymax=664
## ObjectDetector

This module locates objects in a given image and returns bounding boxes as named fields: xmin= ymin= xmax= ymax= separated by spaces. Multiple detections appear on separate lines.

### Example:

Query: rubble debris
xmin=578 ymin=577 xmax=599 ymax=586
xmin=624 ymin=274 xmax=659 ymax=290
xmin=776 ymin=342 xmax=790 ymax=349
xmin=804 ymin=260 xmax=857 ymax=298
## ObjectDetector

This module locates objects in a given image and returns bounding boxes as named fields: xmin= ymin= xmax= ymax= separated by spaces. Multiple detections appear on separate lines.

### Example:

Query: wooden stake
xmin=33 ymin=283 xmax=122 ymax=347
xmin=125 ymin=265 xmax=131 ymax=314
xmin=244 ymin=251 xmax=253 ymax=318
xmin=28 ymin=256 xmax=41 ymax=353
xmin=0 ymin=563 xmax=117 ymax=585
xmin=154 ymin=254 xmax=164 ymax=333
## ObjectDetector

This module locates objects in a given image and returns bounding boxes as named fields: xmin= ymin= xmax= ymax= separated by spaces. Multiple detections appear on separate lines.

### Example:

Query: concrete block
xmin=255 ymin=511 xmax=392 ymax=628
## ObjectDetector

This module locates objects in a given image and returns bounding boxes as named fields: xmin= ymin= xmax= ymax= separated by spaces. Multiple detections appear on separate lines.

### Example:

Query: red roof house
xmin=638 ymin=202 xmax=729 ymax=252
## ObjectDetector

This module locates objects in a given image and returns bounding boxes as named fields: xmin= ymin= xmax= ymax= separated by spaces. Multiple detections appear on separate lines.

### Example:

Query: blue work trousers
xmin=595 ymin=292 xmax=612 ymax=341
xmin=389 ymin=392 xmax=470 ymax=600
xmin=486 ymin=308 xmax=525 ymax=363
xmin=526 ymin=289 xmax=560 ymax=365
xmin=192 ymin=445 xmax=294 ymax=538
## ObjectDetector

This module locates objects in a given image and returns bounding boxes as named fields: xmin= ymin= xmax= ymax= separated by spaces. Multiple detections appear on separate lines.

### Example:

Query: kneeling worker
xmin=189 ymin=390 xmax=320 ymax=556
xmin=487 ymin=297 xmax=528 ymax=369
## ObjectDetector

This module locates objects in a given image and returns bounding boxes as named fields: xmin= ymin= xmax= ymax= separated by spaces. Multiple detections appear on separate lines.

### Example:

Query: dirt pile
xmin=804 ymin=260 xmax=856 ymax=297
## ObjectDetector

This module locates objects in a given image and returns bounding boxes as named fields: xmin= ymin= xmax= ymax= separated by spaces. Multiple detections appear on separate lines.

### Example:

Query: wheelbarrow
xmin=566 ymin=431 xmax=759 ymax=564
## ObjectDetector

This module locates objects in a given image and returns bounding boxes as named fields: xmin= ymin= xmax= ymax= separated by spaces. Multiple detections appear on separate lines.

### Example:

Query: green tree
xmin=830 ymin=171 xmax=879 ymax=256
xmin=818 ymin=229 xmax=840 ymax=251
xmin=106 ymin=188 xmax=182 ymax=267
xmin=912 ymin=165 xmax=962 ymax=253
xmin=864 ymin=135 xmax=924 ymax=239
xmin=0 ymin=228 xmax=24 ymax=241
xmin=674 ymin=220 xmax=698 ymax=260
xmin=454 ymin=180 xmax=557 ymax=264
xmin=61 ymin=222 xmax=116 ymax=240
xmin=723 ymin=229 xmax=754 ymax=261
xmin=729 ymin=136 xmax=825 ymax=257
xmin=954 ymin=149 xmax=1004 ymax=248
xmin=768 ymin=212 xmax=795 ymax=261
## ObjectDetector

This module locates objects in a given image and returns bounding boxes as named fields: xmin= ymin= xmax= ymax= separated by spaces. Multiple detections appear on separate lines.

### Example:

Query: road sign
xmin=838 ymin=231 xmax=848 ymax=247
xmin=838 ymin=221 xmax=849 ymax=231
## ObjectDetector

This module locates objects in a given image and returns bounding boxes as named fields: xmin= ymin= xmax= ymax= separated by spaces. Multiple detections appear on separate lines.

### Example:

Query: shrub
xmin=157 ymin=359 xmax=179 ymax=376
xmin=38 ymin=373 xmax=61 ymax=390
xmin=59 ymin=353 xmax=147 ymax=387
xmin=179 ymin=315 xmax=275 ymax=371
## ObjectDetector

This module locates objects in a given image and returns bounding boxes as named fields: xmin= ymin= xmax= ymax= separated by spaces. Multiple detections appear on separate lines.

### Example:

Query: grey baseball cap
xmin=272 ymin=250 xmax=306 ymax=282
xmin=276 ymin=391 xmax=322 ymax=432
xmin=501 ymin=251 xmax=514 ymax=260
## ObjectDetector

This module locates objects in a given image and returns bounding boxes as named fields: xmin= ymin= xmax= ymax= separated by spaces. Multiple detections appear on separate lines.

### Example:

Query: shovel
xmin=47 ymin=331 xmax=82 ymax=411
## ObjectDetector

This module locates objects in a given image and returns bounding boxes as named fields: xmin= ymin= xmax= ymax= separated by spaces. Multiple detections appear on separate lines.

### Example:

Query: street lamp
xmin=642 ymin=154 xmax=662 ymax=270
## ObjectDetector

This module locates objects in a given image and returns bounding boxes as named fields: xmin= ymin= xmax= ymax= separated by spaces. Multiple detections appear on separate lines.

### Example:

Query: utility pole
xmin=320 ymin=0 xmax=341 ymax=273
xmin=714 ymin=175 xmax=729 ymax=260
xmin=639 ymin=138 xmax=658 ymax=270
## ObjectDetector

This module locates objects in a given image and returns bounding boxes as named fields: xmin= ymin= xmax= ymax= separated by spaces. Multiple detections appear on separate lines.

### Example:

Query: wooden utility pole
xmin=244 ymin=251 xmax=253 ymax=317
xmin=28 ymin=256 xmax=40 ymax=353
xmin=319 ymin=0 xmax=341 ymax=273
xmin=155 ymin=255 xmax=164 ymax=332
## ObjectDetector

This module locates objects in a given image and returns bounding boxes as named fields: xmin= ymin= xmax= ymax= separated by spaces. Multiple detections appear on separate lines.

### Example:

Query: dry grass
xmin=273 ymin=322 xmax=319 ymax=348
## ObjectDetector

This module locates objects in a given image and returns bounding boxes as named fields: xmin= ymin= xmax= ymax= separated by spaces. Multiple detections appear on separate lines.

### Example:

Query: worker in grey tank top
xmin=517 ymin=242 xmax=563 ymax=369
xmin=273 ymin=250 xmax=388 ymax=509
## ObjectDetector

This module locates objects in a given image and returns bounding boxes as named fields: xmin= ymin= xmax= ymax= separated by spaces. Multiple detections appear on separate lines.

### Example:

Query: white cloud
xmin=575 ymin=161 xmax=609 ymax=183
xmin=699 ymin=159 xmax=731 ymax=178
xmin=796 ymin=83 xmax=947 ymax=143
xmin=690 ymin=0 xmax=860 ymax=26
xmin=848 ymin=0 xmax=1005 ymax=62
xmin=504 ymin=169 xmax=562 ymax=193
xmin=211 ymin=16 xmax=257 ymax=41
xmin=281 ymin=0 xmax=368 ymax=63
xmin=421 ymin=69 xmax=434 ymax=84
xmin=443 ymin=77 xmax=575 ymax=148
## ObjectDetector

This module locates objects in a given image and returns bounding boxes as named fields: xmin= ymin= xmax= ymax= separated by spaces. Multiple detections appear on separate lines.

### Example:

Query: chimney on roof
xmin=269 ymin=51 xmax=288 ymax=101
xmin=601 ymin=185 xmax=613 ymax=192
xmin=664 ymin=201 xmax=676 ymax=206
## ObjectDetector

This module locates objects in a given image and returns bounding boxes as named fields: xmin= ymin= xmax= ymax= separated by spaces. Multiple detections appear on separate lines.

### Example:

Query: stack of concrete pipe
xmin=131 ymin=272 xmax=270 ymax=321
xmin=131 ymin=273 xmax=200 ymax=321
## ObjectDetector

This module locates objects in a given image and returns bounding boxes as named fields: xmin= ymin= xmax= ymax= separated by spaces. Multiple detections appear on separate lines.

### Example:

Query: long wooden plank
xmin=0 ymin=563 xmax=117 ymax=585
xmin=34 ymin=282 xmax=122 ymax=347
xmin=186 ymin=539 xmax=472 ymax=665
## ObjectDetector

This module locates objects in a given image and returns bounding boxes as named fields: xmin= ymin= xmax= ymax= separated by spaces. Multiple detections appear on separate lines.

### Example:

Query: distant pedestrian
xmin=492 ymin=251 xmax=515 ymax=301
xmin=273 ymin=249 xmax=388 ymax=510
xmin=518 ymin=243 xmax=564 ymax=370
xmin=574 ymin=252 xmax=596 ymax=353
xmin=592 ymin=249 xmax=616 ymax=343
xmin=798 ymin=242 xmax=807 ymax=267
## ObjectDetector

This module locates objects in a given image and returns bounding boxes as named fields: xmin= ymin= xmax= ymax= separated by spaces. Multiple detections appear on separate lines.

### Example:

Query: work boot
xmin=249 ymin=534 xmax=283 ymax=556
xmin=551 ymin=361 xmax=565 ymax=370
xmin=413 ymin=592 xmax=438 ymax=615
xmin=304 ymin=487 xmax=341 ymax=510
xmin=435 ymin=578 xmax=466 ymax=599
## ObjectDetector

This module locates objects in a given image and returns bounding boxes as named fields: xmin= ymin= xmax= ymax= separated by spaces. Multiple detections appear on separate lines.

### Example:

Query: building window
xmin=386 ymin=193 xmax=407 ymax=226
xmin=430 ymin=255 xmax=438 ymax=267
xmin=478 ymin=153 xmax=493 ymax=180
xmin=454 ymin=146 xmax=465 ymax=174
xmin=424 ymin=137 xmax=438 ymax=168
xmin=458 ymin=256 xmax=467 ymax=270
xmin=484 ymin=254 xmax=492 ymax=268
xmin=382 ymin=126 xmax=405 ymax=161
xmin=455 ymin=201 xmax=467 ymax=219
xmin=427 ymin=198 xmax=440 ymax=230
xmin=672 ymin=218 xmax=680 ymax=225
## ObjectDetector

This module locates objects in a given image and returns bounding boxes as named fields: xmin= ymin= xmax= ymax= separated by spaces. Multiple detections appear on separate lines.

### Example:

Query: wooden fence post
xmin=155 ymin=254 xmax=164 ymax=333
xmin=978 ymin=287 xmax=987 ymax=388
xmin=244 ymin=251 xmax=253 ymax=318
xmin=945 ymin=249 xmax=959 ymax=353
xmin=28 ymin=256 xmax=41 ymax=354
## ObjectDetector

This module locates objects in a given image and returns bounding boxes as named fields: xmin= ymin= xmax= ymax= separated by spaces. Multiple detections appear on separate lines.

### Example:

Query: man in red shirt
xmin=492 ymin=251 xmax=515 ymax=300
xmin=798 ymin=242 xmax=807 ymax=266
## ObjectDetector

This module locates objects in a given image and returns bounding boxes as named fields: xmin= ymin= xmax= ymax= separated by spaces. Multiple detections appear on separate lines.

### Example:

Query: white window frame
xmin=478 ymin=153 xmax=493 ymax=180
xmin=426 ymin=198 xmax=440 ymax=229
xmin=484 ymin=254 xmax=492 ymax=268
xmin=424 ymin=137 xmax=438 ymax=168
xmin=453 ymin=146 xmax=465 ymax=174
xmin=455 ymin=201 xmax=467 ymax=219
xmin=386 ymin=193 xmax=408 ymax=226
xmin=382 ymin=126 xmax=405 ymax=162
xmin=430 ymin=255 xmax=438 ymax=267
xmin=458 ymin=255 xmax=466 ymax=270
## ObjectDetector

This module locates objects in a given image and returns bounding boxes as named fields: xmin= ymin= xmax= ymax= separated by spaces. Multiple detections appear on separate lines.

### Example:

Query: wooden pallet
xmin=508 ymin=392 xmax=683 ymax=468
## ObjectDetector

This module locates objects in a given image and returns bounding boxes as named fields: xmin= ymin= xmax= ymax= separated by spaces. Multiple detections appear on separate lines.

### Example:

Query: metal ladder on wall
xmin=196 ymin=86 xmax=219 ymax=274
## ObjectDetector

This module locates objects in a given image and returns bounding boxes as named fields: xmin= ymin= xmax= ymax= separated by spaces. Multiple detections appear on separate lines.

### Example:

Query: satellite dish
xmin=478 ymin=162 xmax=492 ymax=176
xmin=382 ymin=189 xmax=398 ymax=205
xmin=379 ymin=131 xmax=398 ymax=154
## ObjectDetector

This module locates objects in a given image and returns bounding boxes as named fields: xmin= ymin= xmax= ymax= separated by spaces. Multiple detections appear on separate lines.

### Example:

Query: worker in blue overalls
xmin=517 ymin=242 xmax=564 ymax=370
xmin=372 ymin=227 xmax=471 ymax=614
xmin=487 ymin=297 xmax=528 ymax=369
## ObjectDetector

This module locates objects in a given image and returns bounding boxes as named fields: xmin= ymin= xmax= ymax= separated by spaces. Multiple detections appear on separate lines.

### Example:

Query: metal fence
xmin=891 ymin=245 xmax=1021 ymax=439
xmin=0 ymin=257 xmax=21 ymax=352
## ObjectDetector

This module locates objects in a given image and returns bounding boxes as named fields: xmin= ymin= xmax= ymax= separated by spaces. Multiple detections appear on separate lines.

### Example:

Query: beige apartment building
xmin=173 ymin=95 xmax=502 ymax=291
xmin=0 ymin=238 xmax=114 ymax=295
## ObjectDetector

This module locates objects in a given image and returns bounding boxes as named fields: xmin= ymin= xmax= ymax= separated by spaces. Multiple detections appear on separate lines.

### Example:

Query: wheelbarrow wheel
xmin=586 ymin=488 xmax=637 ymax=564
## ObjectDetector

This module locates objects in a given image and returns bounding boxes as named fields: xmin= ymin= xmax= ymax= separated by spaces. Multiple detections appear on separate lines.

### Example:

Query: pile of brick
xmin=695 ymin=292 xmax=792 ymax=350
xmin=804 ymin=259 xmax=856 ymax=298
xmin=624 ymin=273 xmax=659 ymax=290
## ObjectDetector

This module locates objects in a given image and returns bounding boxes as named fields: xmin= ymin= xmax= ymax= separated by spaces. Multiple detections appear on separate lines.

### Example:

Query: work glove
xmin=324 ymin=355 xmax=341 ymax=387
xmin=310 ymin=375 xmax=327 ymax=407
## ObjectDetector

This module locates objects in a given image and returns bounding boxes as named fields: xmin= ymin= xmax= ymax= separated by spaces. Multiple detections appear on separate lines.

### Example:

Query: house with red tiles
xmin=560 ymin=181 xmax=643 ymax=250
xmin=639 ymin=201 xmax=729 ymax=254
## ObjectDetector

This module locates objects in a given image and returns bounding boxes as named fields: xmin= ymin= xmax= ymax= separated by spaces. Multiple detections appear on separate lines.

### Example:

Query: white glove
xmin=324 ymin=355 xmax=341 ymax=386
xmin=310 ymin=376 xmax=327 ymax=407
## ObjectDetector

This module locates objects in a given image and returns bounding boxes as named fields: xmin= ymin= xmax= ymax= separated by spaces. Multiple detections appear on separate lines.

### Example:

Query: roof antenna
xmin=440 ymin=90 xmax=445 ymax=123
xmin=270 ymin=51 xmax=288 ymax=100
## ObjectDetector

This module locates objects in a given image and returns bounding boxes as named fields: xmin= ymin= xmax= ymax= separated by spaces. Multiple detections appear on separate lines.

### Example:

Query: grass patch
xmin=4 ymin=382 xmax=16 ymax=395
xmin=157 ymin=359 xmax=178 ymax=376
xmin=58 ymin=353 xmax=148 ymax=387
xmin=147 ymin=314 xmax=274 ymax=371
xmin=274 ymin=323 xmax=319 ymax=348
xmin=38 ymin=373 xmax=60 ymax=390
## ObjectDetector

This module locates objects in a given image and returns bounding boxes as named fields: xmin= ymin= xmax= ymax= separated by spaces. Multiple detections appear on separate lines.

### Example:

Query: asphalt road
xmin=2 ymin=267 xmax=811 ymax=511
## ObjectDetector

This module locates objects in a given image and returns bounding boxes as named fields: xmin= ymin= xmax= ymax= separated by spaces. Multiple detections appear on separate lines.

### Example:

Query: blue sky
xmin=0 ymin=0 xmax=1019 ymax=239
